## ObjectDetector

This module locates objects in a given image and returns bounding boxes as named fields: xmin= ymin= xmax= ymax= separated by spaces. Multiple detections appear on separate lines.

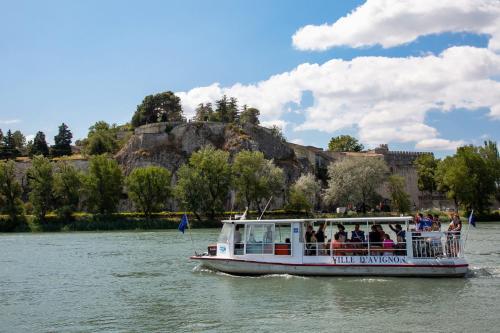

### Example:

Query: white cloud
xmin=415 ymin=138 xmax=467 ymax=151
xmin=290 ymin=138 xmax=305 ymax=145
xmin=260 ymin=119 xmax=288 ymax=130
xmin=25 ymin=134 xmax=35 ymax=142
xmin=178 ymin=46 xmax=500 ymax=148
xmin=0 ymin=119 xmax=20 ymax=125
xmin=292 ymin=0 xmax=500 ymax=52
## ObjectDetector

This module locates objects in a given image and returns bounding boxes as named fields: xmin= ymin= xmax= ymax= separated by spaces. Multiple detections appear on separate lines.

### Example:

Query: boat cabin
xmin=210 ymin=217 xmax=463 ymax=261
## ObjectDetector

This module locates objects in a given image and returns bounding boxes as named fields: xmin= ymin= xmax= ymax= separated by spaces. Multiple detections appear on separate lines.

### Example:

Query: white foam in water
xmin=467 ymin=266 xmax=494 ymax=278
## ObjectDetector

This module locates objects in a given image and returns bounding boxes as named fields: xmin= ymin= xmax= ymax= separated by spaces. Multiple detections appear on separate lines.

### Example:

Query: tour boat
xmin=190 ymin=217 xmax=468 ymax=277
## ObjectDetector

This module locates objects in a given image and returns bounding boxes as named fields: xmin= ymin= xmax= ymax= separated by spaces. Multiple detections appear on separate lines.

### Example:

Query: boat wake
xmin=466 ymin=266 xmax=500 ymax=278
xmin=191 ymin=264 xmax=309 ymax=279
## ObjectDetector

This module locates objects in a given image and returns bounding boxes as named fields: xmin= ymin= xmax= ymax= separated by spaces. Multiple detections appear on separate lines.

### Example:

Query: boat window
xmin=218 ymin=223 xmax=232 ymax=243
xmin=245 ymin=224 xmax=274 ymax=254
xmin=234 ymin=224 xmax=245 ymax=255
xmin=275 ymin=225 xmax=291 ymax=243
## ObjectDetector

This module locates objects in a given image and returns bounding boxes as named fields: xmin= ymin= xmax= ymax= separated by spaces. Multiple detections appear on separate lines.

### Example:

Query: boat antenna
xmin=258 ymin=196 xmax=273 ymax=220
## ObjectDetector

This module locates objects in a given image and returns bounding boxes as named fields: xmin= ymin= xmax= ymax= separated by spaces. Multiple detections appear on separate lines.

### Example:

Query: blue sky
xmin=1 ymin=0 xmax=499 ymax=157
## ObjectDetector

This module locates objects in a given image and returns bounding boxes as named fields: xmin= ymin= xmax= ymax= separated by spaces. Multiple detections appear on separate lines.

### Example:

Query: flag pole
xmin=258 ymin=196 xmax=273 ymax=220
xmin=185 ymin=212 xmax=197 ymax=256
xmin=462 ymin=209 xmax=474 ymax=252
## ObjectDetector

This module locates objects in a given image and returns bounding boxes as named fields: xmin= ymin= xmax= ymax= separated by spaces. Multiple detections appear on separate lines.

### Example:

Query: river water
xmin=1 ymin=224 xmax=499 ymax=333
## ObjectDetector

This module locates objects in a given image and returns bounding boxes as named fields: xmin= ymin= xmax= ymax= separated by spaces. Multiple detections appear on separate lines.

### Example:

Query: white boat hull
xmin=191 ymin=256 xmax=468 ymax=277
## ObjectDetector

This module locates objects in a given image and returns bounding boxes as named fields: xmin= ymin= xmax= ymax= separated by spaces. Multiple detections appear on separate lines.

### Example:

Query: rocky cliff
xmin=115 ymin=122 xmax=307 ymax=183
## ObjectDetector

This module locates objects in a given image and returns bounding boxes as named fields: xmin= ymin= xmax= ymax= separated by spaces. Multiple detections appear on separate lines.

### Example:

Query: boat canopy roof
xmin=222 ymin=216 xmax=413 ymax=224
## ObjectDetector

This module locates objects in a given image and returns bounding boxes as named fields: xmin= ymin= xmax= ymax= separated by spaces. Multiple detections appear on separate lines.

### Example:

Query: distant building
xmin=288 ymin=142 xmax=449 ymax=209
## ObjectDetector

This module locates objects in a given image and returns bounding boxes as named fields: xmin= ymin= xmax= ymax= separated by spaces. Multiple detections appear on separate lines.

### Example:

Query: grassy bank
xmin=1 ymin=210 xmax=499 ymax=232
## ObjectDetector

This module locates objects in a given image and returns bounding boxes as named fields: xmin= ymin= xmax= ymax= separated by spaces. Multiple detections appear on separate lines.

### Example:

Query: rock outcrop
xmin=115 ymin=122 xmax=306 ymax=183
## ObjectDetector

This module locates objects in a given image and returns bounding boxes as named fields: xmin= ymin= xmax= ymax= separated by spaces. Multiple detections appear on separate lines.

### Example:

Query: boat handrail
xmin=222 ymin=216 xmax=414 ymax=224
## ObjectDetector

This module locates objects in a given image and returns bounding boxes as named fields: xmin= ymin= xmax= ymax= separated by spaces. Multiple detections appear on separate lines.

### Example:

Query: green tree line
xmin=415 ymin=140 xmax=500 ymax=214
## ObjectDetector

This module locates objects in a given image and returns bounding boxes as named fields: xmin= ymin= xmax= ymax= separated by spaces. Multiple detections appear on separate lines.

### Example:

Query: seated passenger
xmin=351 ymin=224 xmax=365 ymax=243
xmin=337 ymin=224 xmax=348 ymax=239
xmin=369 ymin=225 xmax=381 ymax=245
xmin=376 ymin=224 xmax=386 ymax=240
xmin=382 ymin=234 xmax=395 ymax=256
xmin=331 ymin=233 xmax=344 ymax=255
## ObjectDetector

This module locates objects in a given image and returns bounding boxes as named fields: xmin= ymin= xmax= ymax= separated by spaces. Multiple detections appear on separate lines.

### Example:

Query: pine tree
xmin=30 ymin=131 xmax=50 ymax=157
xmin=51 ymin=123 xmax=73 ymax=157
xmin=0 ymin=129 xmax=20 ymax=159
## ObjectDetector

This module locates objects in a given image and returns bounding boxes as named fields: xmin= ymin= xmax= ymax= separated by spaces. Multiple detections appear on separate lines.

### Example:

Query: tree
xmin=324 ymin=157 xmax=389 ymax=213
xmin=194 ymin=103 xmax=214 ymax=122
xmin=436 ymin=145 xmax=495 ymax=213
xmin=84 ymin=155 xmax=123 ymax=214
xmin=83 ymin=121 xmax=120 ymax=155
xmin=239 ymin=106 xmax=260 ymax=125
xmin=29 ymin=131 xmax=49 ymax=157
xmin=232 ymin=150 xmax=285 ymax=213
xmin=27 ymin=156 xmax=54 ymax=221
xmin=126 ymin=166 xmax=172 ymax=218
xmin=480 ymin=140 xmax=500 ymax=203
xmin=212 ymin=95 xmax=239 ymax=123
xmin=51 ymin=123 xmax=73 ymax=157
xmin=388 ymin=175 xmax=411 ymax=214
xmin=131 ymin=91 xmax=184 ymax=127
xmin=174 ymin=146 xmax=232 ymax=220
xmin=269 ymin=125 xmax=286 ymax=142
xmin=287 ymin=173 xmax=321 ymax=212
xmin=414 ymin=154 xmax=438 ymax=196
xmin=327 ymin=135 xmax=364 ymax=152
xmin=53 ymin=162 xmax=83 ymax=220
xmin=0 ymin=129 xmax=20 ymax=159
xmin=0 ymin=160 xmax=24 ymax=220
xmin=12 ymin=130 xmax=26 ymax=150
xmin=0 ymin=129 xmax=3 ymax=145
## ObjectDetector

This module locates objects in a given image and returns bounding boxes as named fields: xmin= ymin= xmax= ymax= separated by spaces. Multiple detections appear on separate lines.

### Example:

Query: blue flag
xmin=178 ymin=214 xmax=189 ymax=233
xmin=468 ymin=210 xmax=476 ymax=228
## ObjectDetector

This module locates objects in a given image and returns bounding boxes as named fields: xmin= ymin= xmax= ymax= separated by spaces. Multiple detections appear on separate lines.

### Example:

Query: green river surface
xmin=1 ymin=223 xmax=500 ymax=332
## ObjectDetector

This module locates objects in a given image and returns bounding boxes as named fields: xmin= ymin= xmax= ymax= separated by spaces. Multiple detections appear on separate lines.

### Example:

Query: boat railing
xmin=303 ymin=242 xmax=407 ymax=256
xmin=411 ymin=231 xmax=463 ymax=258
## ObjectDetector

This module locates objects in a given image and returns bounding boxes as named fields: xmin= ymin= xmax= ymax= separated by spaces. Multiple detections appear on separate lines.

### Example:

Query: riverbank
xmin=1 ymin=210 xmax=499 ymax=232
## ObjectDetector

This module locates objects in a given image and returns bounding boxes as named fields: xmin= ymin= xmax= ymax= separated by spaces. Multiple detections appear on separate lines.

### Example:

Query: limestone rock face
xmin=115 ymin=122 xmax=306 ymax=182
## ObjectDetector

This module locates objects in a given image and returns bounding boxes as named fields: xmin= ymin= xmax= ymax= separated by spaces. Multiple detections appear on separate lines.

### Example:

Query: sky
xmin=1 ymin=0 xmax=499 ymax=157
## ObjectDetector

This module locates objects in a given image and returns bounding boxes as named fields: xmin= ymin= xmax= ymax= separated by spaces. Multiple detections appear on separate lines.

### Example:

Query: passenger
xmin=337 ymin=224 xmax=348 ymax=239
xmin=305 ymin=225 xmax=314 ymax=255
xmin=351 ymin=224 xmax=365 ymax=243
xmin=448 ymin=214 xmax=462 ymax=234
xmin=416 ymin=213 xmax=432 ymax=231
xmin=305 ymin=225 xmax=314 ymax=243
xmin=316 ymin=223 xmax=327 ymax=255
xmin=433 ymin=214 xmax=441 ymax=229
xmin=316 ymin=223 xmax=326 ymax=243
xmin=369 ymin=225 xmax=382 ymax=255
xmin=369 ymin=225 xmax=381 ymax=244
xmin=376 ymin=224 xmax=386 ymax=240
xmin=431 ymin=221 xmax=440 ymax=231
xmin=389 ymin=223 xmax=406 ymax=244
xmin=426 ymin=214 xmax=434 ymax=231
xmin=382 ymin=234 xmax=395 ymax=256
xmin=331 ymin=233 xmax=344 ymax=256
